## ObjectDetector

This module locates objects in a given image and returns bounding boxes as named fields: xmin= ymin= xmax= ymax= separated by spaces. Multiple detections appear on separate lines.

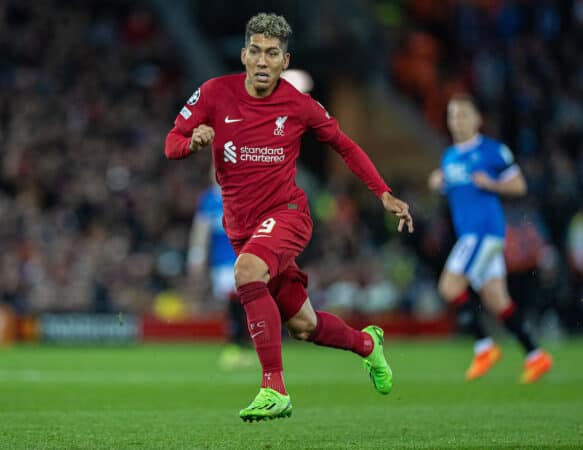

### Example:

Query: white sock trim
xmin=526 ymin=349 xmax=542 ymax=362
xmin=474 ymin=337 xmax=494 ymax=355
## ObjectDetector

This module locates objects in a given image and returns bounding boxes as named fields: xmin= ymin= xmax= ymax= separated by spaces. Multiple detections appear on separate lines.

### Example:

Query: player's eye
xmin=268 ymin=50 xmax=279 ymax=57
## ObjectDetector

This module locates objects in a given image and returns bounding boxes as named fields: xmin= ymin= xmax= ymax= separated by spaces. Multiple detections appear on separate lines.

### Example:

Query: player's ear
xmin=283 ymin=52 xmax=290 ymax=70
xmin=241 ymin=47 xmax=247 ymax=66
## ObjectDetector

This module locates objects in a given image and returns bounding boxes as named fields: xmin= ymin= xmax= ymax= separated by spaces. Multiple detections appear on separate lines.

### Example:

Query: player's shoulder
xmin=278 ymin=78 xmax=314 ymax=103
xmin=479 ymin=135 xmax=503 ymax=150
xmin=480 ymin=135 xmax=515 ymax=165
xmin=202 ymin=73 xmax=244 ymax=92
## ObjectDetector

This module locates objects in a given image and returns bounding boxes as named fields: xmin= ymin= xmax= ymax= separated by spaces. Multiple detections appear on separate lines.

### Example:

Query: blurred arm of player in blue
xmin=429 ymin=164 xmax=526 ymax=196
xmin=187 ymin=197 xmax=212 ymax=299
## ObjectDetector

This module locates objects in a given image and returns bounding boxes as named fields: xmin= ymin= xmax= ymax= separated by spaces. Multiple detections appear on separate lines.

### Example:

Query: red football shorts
xmin=231 ymin=210 xmax=312 ymax=321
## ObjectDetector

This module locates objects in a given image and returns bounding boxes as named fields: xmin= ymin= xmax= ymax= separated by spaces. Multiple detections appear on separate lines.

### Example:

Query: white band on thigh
xmin=445 ymin=234 xmax=506 ymax=290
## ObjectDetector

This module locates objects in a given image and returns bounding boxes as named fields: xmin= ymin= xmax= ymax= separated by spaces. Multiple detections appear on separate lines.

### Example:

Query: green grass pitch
xmin=1 ymin=339 xmax=582 ymax=449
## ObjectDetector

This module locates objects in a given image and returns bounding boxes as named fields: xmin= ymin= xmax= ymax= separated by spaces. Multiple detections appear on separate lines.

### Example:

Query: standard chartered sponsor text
xmin=240 ymin=145 xmax=285 ymax=163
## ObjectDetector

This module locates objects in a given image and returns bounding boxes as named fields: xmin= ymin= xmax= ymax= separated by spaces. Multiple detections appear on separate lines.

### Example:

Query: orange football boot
xmin=521 ymin=351 xmax=553 ymax=383
xmin=465 ymin=344 xmax=502 ymax=381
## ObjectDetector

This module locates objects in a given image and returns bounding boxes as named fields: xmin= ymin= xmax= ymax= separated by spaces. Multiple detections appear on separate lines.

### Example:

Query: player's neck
xmin=454 ymin=133 xmax=481 ymax=151
xmin=244 ymin=77 xmax=279 ymax=98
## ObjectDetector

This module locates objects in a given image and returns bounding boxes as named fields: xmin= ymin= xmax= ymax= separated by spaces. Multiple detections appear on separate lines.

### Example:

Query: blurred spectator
xmin=0 ymin=1 xmax=200 ymax=314
xmin=384 ymin=0 xmax=583 ymax=332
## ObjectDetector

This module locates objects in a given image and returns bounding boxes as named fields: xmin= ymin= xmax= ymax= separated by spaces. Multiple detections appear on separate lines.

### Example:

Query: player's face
xmin=447 ymin=100 xmax=482 ymax=143
xmin=241 ymin=34 xmax=290 ymax=98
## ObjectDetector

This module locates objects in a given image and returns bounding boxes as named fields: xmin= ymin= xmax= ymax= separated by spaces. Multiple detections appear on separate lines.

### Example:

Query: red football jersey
xmin=166 ymin=73 xmax=390 ymax=240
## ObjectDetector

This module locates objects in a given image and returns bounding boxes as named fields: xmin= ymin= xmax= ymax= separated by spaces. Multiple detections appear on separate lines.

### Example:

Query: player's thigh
xmin=443 ymin=234 xmax=506 ymax=298
xmin=477 ymin=256 xmax=511 ymax=315
xmin=268 ymin=261 xmax=309 ymax=323
xmin=440 ymin=235 xmax=478 ymax=299
xmin=438 ymin=270 xmax=469 ymax=301
xmin=241 ymin=210 xmax=313 ymax=278
xmin=467 ymin=236 xmax=506 ymax=291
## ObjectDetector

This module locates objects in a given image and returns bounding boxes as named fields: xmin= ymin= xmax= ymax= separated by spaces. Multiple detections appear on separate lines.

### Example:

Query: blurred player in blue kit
xmin=188 ymin=179 xmax=253 ymax=369
xmin=428 ymin=94 xmax=552 ymax=383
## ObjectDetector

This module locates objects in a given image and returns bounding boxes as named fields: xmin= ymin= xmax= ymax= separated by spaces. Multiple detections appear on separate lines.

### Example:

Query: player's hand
xmin=428 ymin=169 xmax=444 ymax=192
xmin=381 ymin=191 xmax=414 ymax=233
xmin=472 ymin=171 xmax=496 ymax=192
xmin=189 ymin=125 xmax=215 ymax=153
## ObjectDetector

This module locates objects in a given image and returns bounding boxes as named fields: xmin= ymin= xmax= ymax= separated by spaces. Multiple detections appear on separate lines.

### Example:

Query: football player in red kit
xmin=165 ymin=12 xmax=414 ymax=422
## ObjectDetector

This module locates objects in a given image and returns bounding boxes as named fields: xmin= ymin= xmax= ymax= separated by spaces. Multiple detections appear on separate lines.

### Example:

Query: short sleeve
xmin=174 ymin=81 xmax=213 ymax=135
xmin=489 ymin=143 xmax=521 ymax=181
xmin=303 ymin=96 xmax=340 ymax=142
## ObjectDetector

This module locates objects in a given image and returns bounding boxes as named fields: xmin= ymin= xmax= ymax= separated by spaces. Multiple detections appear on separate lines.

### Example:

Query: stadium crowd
xmin=0 ymin=1 xmax=205 ymax=314
xmin=385 ymin=0 xmax=583 ymax=331
xmin=0 ymin=0 xmax=581 ymax=334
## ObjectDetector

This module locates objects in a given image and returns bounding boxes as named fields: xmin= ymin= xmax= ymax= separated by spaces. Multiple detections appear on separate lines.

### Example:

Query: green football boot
xmin=362 ymin=325 xmax=393 ymax=395
xmin=239 ymin=388 xmax=292 ymax=422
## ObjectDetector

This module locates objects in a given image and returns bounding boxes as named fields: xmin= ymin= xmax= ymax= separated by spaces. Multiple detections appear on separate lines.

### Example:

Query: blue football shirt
xmin=441 ymin=134 xmax=518 ymax=238
xmin=196 ymin=185 xmax=237 ymax=267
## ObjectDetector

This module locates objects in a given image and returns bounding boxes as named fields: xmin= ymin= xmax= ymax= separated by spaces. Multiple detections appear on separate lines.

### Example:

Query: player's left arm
xmin=472 ymin=144 xmax=527 ymax=197
xmin=304 ymin=98 xmax=413 ymax=233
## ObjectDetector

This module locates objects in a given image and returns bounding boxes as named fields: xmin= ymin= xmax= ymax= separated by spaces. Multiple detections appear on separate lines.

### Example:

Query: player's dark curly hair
xmin=245 ymin=13 xmax=292 ymax=51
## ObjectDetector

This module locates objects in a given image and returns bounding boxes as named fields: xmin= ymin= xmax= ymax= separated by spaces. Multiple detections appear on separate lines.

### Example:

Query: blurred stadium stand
xmin=0 ymin=0 xmax=581 ymax=343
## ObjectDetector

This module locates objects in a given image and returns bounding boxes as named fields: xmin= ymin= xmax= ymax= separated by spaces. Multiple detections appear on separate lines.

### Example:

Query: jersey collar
xmin=454 ymin=134 xmax=482 ymax=152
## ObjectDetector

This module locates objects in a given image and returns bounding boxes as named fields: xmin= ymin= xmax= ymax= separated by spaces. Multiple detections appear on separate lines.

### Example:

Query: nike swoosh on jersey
xmin=225 ymin=116 xmax=244 ymax=123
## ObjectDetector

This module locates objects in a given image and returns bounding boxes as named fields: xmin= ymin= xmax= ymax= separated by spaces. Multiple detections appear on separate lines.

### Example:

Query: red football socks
xmin=451 ymin=290 xmax=471 ymax=307
xmin=237 ymin=281 xmax=287 ymax=394
xmin=308 ymin=311 xmax=373 ymax=357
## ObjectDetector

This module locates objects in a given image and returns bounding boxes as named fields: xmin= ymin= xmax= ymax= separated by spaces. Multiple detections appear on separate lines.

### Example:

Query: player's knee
xmin=287 ymin=318 xmax=316 ymax=341
xmin=234 ymin=256 xmax=266 ymax=287
xmin=438 ymin=279 xmax=457 ymax=303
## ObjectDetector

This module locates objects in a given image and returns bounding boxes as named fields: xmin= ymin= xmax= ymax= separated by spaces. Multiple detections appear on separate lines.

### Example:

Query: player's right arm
xmin=165 ymin=83 xmax=215 ymax=159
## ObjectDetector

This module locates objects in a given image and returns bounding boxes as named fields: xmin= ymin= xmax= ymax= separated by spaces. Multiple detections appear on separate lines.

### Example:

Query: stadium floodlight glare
xmin=281 ymin=69 xmax=314 ymax=93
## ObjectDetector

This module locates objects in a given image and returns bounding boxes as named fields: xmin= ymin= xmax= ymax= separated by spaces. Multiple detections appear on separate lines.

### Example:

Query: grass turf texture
xmin=1 ymin=340 xmax=582 ymax=449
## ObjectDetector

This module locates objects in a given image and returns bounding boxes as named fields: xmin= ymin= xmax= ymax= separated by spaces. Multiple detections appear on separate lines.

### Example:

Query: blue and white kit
xmin=441 ymin=134 xmax=519 ymax=289
xmin=196 ymin=185 xmax=237 ymax=301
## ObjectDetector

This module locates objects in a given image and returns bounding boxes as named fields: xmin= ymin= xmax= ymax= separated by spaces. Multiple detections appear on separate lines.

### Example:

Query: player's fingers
xmin=203 ymin=130 xmax=215 ymax=143
xmin=398 ymin=218 xmax=404 ymax=232
xmin=407 ymin=216 xmax=414 ymax=233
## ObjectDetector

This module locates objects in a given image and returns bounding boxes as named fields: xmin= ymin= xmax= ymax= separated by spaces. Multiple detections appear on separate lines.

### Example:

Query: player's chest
xmin=212 ymin=103 xmax=303 ymax=145
xmin=443 ymin=150 xmax=488 ymax=185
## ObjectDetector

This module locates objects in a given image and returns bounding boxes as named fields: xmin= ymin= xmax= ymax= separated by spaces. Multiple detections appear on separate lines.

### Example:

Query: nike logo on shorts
xmin=225 ymin=116 xmax=243 ymax=123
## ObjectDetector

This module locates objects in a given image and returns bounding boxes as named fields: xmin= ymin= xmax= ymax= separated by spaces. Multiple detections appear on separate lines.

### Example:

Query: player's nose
xmin=257 ymin=53 xmax=267 ymax=66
